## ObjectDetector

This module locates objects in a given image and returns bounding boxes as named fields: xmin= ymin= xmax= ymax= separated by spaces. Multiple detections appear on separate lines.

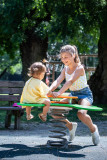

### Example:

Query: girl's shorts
xmin=70 ymin=87 xmax=93 ymax=105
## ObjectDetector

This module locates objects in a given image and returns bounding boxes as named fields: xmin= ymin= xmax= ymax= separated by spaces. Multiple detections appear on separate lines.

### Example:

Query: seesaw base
xmin=16 ymin=103 xmax=103 ymax=148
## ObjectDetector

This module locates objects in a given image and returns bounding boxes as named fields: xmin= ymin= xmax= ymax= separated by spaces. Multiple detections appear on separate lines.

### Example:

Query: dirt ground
xmin=0 ymin=121 xmax=107 ymax=160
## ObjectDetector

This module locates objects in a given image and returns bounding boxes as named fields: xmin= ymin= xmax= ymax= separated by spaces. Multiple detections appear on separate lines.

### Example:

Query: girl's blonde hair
xmin=28 ymin=62 xmax=46 ymax=77
xmin=60 ymin=45 xmax=80 ymax=63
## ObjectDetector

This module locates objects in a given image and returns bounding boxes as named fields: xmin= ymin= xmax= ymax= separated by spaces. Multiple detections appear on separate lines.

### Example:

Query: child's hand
xmin=47 ymin=90 xmax=53 ymax=96
xmin=52 ymin=92 xmax=61 ymax=98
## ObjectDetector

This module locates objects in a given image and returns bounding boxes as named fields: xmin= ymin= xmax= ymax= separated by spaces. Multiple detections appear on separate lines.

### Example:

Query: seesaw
xmin=16 ymin=95 xmax=103 ymax=148
xmin=17 ymin=95 xmax=103 ymax=111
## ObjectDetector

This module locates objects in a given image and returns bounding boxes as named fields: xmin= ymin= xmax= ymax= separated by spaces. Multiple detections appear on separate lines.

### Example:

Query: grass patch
xmin=87 ymin=104 xmax=107 ymax=121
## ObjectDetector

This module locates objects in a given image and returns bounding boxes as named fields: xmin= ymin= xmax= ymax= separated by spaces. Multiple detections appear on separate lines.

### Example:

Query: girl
xmin=20 ymin=62 xmax=52 ymax=122
xmin=49 ymin=45 xmax=100 ymax=145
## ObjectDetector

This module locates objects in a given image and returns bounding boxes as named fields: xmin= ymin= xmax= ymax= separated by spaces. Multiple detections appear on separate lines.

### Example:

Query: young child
xmin=49 ymin=45 xmax=100 ymax=145
xmin=20 ymin=62 xmax=52 ymax=122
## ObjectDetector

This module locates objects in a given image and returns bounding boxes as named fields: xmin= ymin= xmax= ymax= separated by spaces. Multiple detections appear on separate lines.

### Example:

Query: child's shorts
xmin=70 ymin=87 xmax=93 ymax=105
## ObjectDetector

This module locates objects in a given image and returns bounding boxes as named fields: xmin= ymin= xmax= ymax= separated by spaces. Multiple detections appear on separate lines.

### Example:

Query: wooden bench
xmin=0 ymin=81 xmax=25 ymax=129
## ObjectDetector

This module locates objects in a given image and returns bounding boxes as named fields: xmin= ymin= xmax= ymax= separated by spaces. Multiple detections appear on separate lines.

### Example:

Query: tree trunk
xmin=20 ymin=31 xmax=48 ymax=81
xmin=88 ymin=17 xmax=107 ymax=104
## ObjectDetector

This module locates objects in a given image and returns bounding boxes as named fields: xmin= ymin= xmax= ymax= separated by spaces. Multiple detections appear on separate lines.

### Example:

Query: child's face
xmin=39 ymin=71 xmax=46 ymax=80
xmin=61 ymin=52 xmax=75 ymax=66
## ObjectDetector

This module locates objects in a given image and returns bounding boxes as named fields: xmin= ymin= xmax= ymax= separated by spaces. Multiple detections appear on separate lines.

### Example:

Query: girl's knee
xmin=44 ymin=99 xmax=51 ymax=106
xmin=77 ymin=111 xmax=86 ymax=119
xmin=77 ymin=112 xmax=82 ymax=119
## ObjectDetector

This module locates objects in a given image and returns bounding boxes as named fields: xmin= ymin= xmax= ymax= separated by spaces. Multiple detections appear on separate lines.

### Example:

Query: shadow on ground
xmin=0 ymin=143 xmax=94 ymax=159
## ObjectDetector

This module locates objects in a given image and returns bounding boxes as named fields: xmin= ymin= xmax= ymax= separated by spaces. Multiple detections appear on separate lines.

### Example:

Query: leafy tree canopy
xmin=48 ymin=0 xmax=106 ymax=54
xmin=0 ymin=0 xmax=106 ymax=57
xmin=0 ymin=0 xmax=49 ymax=58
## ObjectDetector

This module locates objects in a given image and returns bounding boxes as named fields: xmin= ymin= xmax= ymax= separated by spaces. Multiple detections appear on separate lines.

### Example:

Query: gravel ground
xmin=0 ymin=121 xmax=107 ymax=160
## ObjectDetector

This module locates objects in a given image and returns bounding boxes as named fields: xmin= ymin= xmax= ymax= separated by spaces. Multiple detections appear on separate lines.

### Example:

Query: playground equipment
xmin=17 ymin=95 xmax=103 ymax=148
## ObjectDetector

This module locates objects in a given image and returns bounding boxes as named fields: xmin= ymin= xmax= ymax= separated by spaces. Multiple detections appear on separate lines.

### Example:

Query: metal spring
xmin=47 ymin=108 xmax=69 ymax=148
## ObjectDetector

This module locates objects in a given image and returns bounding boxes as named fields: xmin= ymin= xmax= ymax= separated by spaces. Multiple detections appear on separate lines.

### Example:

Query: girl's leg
xmin=77 ymin=99 xmax=95 ymax=132
xmin=77 ymin=99 xmax=100 ymax=145
xmin=26 ymin=106 xmax=34 ymax=120
xmin=60 ymin=98 xmax=76 ymax=130
xmin=26 ymin=106 xmax=31 ymax=115
xmin=50 ymin=98 xmax=77 ymax=141
xmin=57 ymin=98 xmax=78 ymax=141
xmin=38 ymin=99 xmax=50 ymax=122
xmin=43 ymin=99 xmax=50 ymax=116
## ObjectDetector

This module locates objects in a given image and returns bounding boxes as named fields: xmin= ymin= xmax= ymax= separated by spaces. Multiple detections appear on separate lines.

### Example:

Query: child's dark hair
xmin=28 ymin=62 xmax=46 ymax=77
xmin=60 ymin=45 xmax=80 ymax=63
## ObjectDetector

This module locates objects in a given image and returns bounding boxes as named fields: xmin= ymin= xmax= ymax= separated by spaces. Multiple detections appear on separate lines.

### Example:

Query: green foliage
xmin=48 ymin=0 xmax=106 ymax=36
xmin=0 ymin=0 xmax=106 ymax=58
xmin=47 ymin=0 xmax=106 ymax=55
xmin=0 ymin=0 xmax=30 ymax=56
xmin=48 ymin=31 xmax=99 ymax=55
xmin=0 ymin=0 xmax=49 ymax=57
xmin=0 ymin=51 xmax=22 ymax=76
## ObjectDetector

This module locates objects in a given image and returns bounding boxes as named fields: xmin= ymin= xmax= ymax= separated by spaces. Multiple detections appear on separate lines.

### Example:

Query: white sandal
xmin=38 ymin=113 xmax=47 ymax=122
xmin=69 ymin=122 xmax=78 ymax=141
xmin=26 ymin=114 xmax=34 ymax=120
xmin=91 ymin=124 xmax=100 ymax=145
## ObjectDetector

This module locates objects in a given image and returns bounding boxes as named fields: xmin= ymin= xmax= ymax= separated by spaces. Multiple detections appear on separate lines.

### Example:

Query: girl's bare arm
xmin=53 ymin=66 xmax=84 ymax=96
xmin=49 ymin=68 xmax=65 ymax=91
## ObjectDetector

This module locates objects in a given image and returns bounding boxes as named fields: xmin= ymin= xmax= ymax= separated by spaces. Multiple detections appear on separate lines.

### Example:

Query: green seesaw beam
xmin=17 ymin=103 xmax=103 ymax=111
